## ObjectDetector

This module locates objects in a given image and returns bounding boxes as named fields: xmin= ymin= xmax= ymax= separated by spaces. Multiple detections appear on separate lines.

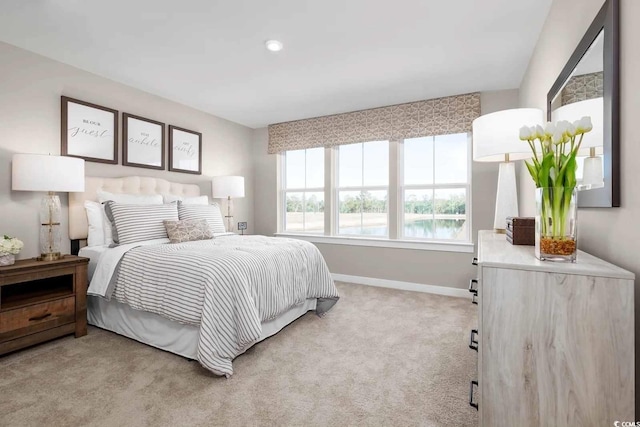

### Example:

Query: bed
xmin=69 ymin=176 xmax=339 ymax=377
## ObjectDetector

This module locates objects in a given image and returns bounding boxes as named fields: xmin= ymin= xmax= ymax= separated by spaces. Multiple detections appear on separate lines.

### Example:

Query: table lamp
xmin=472 ymin=108 xmax=544 ymax=232
xmin=552 ymin=97 xmax=604 ymax=188
xmin=212 ymin=176 xmax=245 ymax=232
xmin=12 ymin=154 xmax=85 ymax=260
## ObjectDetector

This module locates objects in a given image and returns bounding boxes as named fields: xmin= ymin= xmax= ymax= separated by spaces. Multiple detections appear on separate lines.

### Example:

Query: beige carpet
xmin=0 ymin=283 xmax=478 ymax=427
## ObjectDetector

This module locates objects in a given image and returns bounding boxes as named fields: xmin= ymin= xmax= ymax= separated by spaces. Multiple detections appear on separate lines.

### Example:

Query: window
xmin=337 ymin=141 xmax=389 ymax=236
xmin=282 ymin=147 xmax=324 ymax=233
xmin=278 ymin=133 xmax=471 ymax=247
xmin=402 ymin=133 xmax=470 ymax=241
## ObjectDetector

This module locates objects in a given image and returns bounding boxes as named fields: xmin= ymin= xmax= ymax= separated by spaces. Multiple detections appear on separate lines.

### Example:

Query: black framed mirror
xmin=547 ymin=0 xmax=619 ymax=207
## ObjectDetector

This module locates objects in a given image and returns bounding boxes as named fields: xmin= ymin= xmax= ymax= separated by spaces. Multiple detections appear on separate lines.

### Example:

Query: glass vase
xmin=535 ymin=187 xmax=578 ymax=262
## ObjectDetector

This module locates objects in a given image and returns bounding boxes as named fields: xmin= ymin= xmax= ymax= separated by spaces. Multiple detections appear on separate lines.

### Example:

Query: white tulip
xmin=572 ymin=119 xmax=582 ymax=132
xmin=519 ymin=125 xmax=533 ymax=140
xmin=566 ymin=122 xmax=577 ymax=137
xmin=544 ymin=122 xmax=555 ymax=137
xmin=575 ymin=116 xmax=593 ymax=134
xmin=535 ymin=125 xmax=545 ymax=139
xmin=552 ymin=130 xmax=566 ymax=146
xmin=556 ymin=120 xmax=570 ymax=136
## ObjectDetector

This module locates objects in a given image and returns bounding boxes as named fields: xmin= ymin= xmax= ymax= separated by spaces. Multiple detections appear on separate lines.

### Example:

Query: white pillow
xmin=163 ymin=194 xmax=209 ymax=205
xmin=97 ymin=190 xmax=164 ymax=245
xmin=97 ymin=190 xmax=164 ymax=205
xmin=84 ymin=201 xmax=105 ymax=247
xmin=102 ymin=209 xmax=114 ymax=246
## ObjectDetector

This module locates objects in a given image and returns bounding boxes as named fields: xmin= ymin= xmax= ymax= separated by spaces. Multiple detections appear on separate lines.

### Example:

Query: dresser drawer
xmin=0 ymin=296 xmax=76 ymax=340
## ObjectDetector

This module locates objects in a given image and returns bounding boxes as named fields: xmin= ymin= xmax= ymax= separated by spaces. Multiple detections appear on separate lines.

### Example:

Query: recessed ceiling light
xmin=265 ymin=40 xmax=283 ymax=52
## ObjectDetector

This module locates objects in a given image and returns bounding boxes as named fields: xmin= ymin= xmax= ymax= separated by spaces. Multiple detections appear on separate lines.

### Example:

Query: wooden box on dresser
xmin=471 ymin=230 xmax=634 ymax=426
xmin=0 ymin=256 xmax=89 ymax=355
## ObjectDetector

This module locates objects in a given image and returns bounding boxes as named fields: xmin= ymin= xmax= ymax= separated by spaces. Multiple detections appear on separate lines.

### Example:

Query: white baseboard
xmin=331 ymin=273 xmax=470 ymax=299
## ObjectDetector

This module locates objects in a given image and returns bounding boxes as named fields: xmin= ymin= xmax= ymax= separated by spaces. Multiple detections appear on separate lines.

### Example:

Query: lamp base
xmin=36 ymin=252 xmax=62 ymax=262
xmin=582 ymin=155 xmax=603 ymax=188
xmin=494 ymin=162 xmax=519 ymax=231
xmin=40 ymin=193 xmax=62 ymax=259
xmin=225 ymin=196 xmax=235 ymax=232
xmin=225 ymin=215 xmax=235 ymax=233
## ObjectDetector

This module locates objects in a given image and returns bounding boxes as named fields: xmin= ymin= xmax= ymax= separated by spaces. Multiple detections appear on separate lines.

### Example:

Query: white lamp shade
xmin=12 ymin=154 xmax=85 ymax=192
xmin=551 ymin=97 xmax=604 ymax=156
xmin=472 ymin=108 xmax=544 ymax=162
xmin=212 ymin=176 xmax=245 ymax=198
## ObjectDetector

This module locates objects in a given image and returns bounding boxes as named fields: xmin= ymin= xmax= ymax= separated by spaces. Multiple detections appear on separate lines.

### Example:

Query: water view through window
xmin=282 ymin=133 xmax=470 ymax=242
xmin=338 ymin=190 xmax=387 ymax=236
xmin=403 ymin=188 xmax=467 ymax=240
xmin=338 ymin=141 xmax=389 ymax=236
xmin=403 ymin=134 xmax=469 ymax=241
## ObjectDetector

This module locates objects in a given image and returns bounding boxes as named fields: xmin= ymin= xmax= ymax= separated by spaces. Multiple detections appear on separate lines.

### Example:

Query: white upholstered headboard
xmin=69 ymin=176 xmax=201 ymax=241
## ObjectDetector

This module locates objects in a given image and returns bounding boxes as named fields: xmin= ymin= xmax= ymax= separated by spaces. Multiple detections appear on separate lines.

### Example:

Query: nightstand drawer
xmin=0 ymin=296 xmax=76 ymax=339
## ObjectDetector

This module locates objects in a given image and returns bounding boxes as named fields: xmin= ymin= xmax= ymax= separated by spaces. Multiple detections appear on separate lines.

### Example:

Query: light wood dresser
xmin=470 ymin=230 xmax=634 ymax=426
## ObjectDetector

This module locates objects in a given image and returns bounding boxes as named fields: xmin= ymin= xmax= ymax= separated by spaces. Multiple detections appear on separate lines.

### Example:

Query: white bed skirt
xmin=87 ymin=296 xmax=317 ymax=360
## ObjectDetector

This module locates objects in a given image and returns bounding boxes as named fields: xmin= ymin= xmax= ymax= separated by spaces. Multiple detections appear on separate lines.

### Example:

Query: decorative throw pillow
xmin=163 ymin=219 xmax=214 ymax=243
xmin=104 ymin=202 xmax=179 ymax=246
xmin=177 ymin=203 xmax=227 ymax=234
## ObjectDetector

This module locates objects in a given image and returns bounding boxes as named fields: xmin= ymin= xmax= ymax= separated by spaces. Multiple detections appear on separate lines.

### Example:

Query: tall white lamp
xmin=12 ymin=154 xmax=85 ymax=261
xmin=552 ymin=97 xmax=604 ymax=188
xmin=472 ymin=108 xmax=544 ymax=232
xmin=212 ymin=176 xmax=245 ymax=232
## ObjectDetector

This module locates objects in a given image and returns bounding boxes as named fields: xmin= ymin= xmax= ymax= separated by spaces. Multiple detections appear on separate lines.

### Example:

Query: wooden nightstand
xmin=0 ymin=255 xmax=89 ymax=355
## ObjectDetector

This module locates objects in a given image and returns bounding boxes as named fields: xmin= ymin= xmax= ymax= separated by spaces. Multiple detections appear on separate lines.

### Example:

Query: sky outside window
xmin=339 ymin=141 xmax=388 ymax=187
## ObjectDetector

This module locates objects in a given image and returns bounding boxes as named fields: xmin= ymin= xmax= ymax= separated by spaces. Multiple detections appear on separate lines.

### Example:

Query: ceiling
xmin=0 ymin=0 xmax=552 ymax=129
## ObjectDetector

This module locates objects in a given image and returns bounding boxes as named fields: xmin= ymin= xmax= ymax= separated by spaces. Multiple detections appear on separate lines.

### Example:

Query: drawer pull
xmin=469 ymin=329 xmax=478 ymax=351
xmin=28 ymin=313 xmax=52 ymax=322
xmin=472 ymin=257 xmax=478 ymax=266
xmin=468 ymin=279 xmax=478 ymax=294
xmin=469 ymin=380 xmax=479 ymax=410
xmin=472 ymin=293 xmax=478 ymax=305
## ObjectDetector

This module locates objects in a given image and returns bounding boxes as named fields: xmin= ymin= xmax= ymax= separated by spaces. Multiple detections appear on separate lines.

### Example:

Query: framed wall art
xmin=61 ymin=96 xmax=118 ymax=164
xmin=168 ymin=125 xmax=202 ymax=174
xmin=123 ymin=113 xmax=165 ymax=170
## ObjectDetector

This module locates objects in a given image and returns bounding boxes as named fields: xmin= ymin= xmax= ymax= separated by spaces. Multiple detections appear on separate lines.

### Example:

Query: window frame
xmin=334 ymin=141 xmax=390 ymax=238
xmin=398 ymin=133 xmax=473 ymax=243
xmin=277 ymin=133 xmax=473 ymax=250
xmin=280 ymin=148 xmax=325 ymax=235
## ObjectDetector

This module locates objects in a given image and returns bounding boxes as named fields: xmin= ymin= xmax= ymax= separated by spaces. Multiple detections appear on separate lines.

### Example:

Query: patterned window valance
xmin=267 ymin=92 xmax=481 ymax=154
xmin=561 ymin=72 xmax=603 ymax=106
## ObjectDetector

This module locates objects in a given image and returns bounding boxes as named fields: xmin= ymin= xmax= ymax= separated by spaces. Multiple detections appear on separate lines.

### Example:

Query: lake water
xmin=340 ymin=219 xmax=466 ymax=240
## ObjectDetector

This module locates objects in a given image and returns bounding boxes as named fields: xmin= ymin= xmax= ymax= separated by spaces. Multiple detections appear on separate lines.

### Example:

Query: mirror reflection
xmin=550 ymin=30 xmax=604 ymax=191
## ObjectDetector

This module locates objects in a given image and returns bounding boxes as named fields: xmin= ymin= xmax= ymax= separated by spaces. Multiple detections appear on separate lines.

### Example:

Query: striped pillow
xmin=178 ymin=203 xmax=226 ymax=234
xmin=105 ymin=202 xmax=179 ymax=245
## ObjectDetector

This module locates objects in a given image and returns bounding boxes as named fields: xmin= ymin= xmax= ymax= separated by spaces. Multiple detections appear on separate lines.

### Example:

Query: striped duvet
xmin=101 ymin=235 xmax=339 ymax=376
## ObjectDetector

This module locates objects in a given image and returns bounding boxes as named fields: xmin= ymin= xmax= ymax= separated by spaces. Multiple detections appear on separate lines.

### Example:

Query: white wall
xmin=0 ymin=41 xmax=255 ymax=258
xmin=518 ymin=0 xmax=640 ymax=409
xmin=252 ymin=89 xmax=519 ymax=289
